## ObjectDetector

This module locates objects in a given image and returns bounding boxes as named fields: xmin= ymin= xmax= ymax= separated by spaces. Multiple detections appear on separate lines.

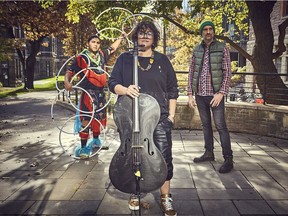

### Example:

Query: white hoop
xmin=96 ymin=27 xmax=130 ymax=42
xmin=58 ymin=114 xmax=106 ymax=159
xmin=95 ymin=7 xmax=133 ymax=34
xmin=55 ymin=55 xmax=75 ymax=91
xmin=66 ymin=85 xmax=95 ymax=115
xmin=88 ymin=66 xmax=112 ymax=113
xmin=69 ymin=67 xmax=89 ymax=88
xmin=50 ymin=88 xmax=94 ymax=135
xmin=122 ymin=13 xmax=162 ymax=35
xmin=55 ymin=53 xmax=91 ymax=91
xmin=55 ymin=7 xmax=143 ymax=160
xmin=67 ymin=64 xmax=112 ymax=114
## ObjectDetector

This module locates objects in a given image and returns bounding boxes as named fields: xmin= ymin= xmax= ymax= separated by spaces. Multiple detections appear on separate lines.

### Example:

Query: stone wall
xmin=174 ymin=101 xmax=288 ymax=140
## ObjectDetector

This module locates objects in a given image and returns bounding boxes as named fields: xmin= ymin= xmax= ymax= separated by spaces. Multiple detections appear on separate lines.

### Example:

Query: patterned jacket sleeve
xmin=219 ymin=45 xmax=231 ymax=95
xmin=187 ymin=53 xmax=195 ymax=95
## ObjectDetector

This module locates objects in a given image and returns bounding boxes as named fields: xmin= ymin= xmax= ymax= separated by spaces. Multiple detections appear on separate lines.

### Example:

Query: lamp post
xmin=21 ymin=43 xmax=28 ymax=90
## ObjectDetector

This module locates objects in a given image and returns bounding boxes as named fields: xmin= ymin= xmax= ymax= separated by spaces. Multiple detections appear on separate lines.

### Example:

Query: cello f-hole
xmin=144 ymin=138 xmax=154 ymax=156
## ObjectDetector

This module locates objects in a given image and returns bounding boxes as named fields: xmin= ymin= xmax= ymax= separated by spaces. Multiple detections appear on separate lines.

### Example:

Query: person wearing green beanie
xmin=199 ymin=20 xmax=215 ymax=35
xmin=187 ymin=18 xmax=234 ymax=174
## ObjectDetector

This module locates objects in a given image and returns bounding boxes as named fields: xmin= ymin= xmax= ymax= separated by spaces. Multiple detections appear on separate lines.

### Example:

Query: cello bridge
xmin=131 ymin=145 xmax=144 ymax=149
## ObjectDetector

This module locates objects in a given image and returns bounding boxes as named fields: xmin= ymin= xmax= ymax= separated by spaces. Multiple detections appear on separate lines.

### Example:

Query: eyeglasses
xmin=138 ymin=31 xmax=154 ymax=38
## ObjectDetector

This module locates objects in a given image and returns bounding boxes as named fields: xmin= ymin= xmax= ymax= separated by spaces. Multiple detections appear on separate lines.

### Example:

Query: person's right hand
xmin=64 ymin=82 xmax=73 ymax=92
xmin=125 ymin=85 xmax=140 ymax=98
xmin=188 ymin=95 xmax=197 ymax=108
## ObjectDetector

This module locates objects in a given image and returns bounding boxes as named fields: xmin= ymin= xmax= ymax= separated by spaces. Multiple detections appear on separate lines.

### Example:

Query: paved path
xmin=0 ymin=91 xmax=288 ymax=216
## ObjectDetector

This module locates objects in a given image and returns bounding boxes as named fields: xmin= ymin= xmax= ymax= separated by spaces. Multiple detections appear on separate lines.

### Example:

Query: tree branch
xmin=139 ymin=12 xmax=195 ymax=35
xmin=139 ymin=12 xmax=252 ymax=62
xmin=272 ymin=18 xmax=288 ymax=59
xmin=215 ymin=35 xmax=252 ymax=61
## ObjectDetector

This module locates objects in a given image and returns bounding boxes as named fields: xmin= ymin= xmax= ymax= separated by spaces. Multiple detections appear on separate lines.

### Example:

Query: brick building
xmin=246 ymin=0 xmax=288 ymax=83
xmin=0 ymin=26 xmax=67 ymax=87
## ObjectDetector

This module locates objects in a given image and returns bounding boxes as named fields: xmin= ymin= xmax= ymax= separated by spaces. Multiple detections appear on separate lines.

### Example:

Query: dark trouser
xmin=153 ymin=116 xmax=174 ymax=181
xmin=80 ymin=89 xmax=106 ymax=137
xmin=195 ymin=95 xmax=233 ymax=158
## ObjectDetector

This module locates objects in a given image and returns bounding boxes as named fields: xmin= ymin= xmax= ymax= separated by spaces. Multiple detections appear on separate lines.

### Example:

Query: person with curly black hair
xmin=108 ymin=20 xmax=178 ymax=216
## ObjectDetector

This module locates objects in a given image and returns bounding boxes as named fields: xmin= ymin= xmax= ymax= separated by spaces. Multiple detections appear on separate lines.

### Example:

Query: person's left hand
xmin=125 ymin=85 xmax=140 ymax=98
xmin=210 ymin=93 xmax=224 ymax=107
xmin=168 ymin=115 xmax=175 ymax=123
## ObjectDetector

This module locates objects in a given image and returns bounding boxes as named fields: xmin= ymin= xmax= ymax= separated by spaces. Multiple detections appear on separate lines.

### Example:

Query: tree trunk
xmin=24 ymin=39 xmax=41 ymax=89
xmin=6 ymin=26 xmax=43 ymax=90
xmin=247 ymin=1 xmax=288 ymax=105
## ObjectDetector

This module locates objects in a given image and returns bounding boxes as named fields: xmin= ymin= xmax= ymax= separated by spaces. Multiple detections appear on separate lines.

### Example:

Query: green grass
xmin=34 ymin=76 xmax=64 ymax=90
xmin=0 ymin=85 xmax=24 ymax=98
xmin=0 ymin=76 xmax=64 ymax=98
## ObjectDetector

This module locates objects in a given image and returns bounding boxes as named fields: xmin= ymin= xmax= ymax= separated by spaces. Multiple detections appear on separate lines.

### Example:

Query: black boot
xmin=219 ymin=156 xmax=233 ymax=173
xmin=193 ymin=150 xmax=215 ymax=163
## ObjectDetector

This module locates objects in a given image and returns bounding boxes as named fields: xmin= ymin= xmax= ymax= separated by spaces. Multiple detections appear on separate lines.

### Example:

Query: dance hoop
xmin=58 ymin=113 xmax=106 ymax=159
xmin=52 ymin=62 xmax=113 ymax=136
xmin=88 ymin=66 xmax=112 ymax=113
xmin=66 ymin=85 xmax=95 ymax=115
xmin=96 ymin=27 xmax=130 ymax=43
xmin=55 ymin=55 xmax=75 ymax=91
xmin=55 ymin=53 xmax=91 ymax=91
xmin=122 ymin=13 xmax=162 ymax=35
xmin=50 ymin=87 xmax=94 ymax=134
xmin=95 ymin=7 xmax=133 ymax=34
xmin=69 ymin=67 xmax=89 ymax=89
xmin=67 ymin=69 xmax=111 ymax=114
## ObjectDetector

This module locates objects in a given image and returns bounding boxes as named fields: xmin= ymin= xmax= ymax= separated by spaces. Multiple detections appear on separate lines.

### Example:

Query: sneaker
xmin=128 ymin=194 xmax=139 ymax=211
xmin=88 ymin=138 xmax=109 ymax=151
xmin=88 ymin=137 xmax=101 ymax=149
xmin=74 ymin=145 xmax=91 ymax=159
xmin=161 ymin=194 xmax=177 ymax=216
xmin=93 ymin=137 xmax=102 ymax=147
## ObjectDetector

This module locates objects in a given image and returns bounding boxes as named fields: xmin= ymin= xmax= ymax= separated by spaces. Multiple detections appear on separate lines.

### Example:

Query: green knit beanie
xmin=199 ymin=20 xmax=215 ymax=35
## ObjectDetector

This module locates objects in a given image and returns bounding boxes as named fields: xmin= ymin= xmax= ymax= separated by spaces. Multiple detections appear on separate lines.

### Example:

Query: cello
xmin=109 ymin=41 xmax=168 ymax=194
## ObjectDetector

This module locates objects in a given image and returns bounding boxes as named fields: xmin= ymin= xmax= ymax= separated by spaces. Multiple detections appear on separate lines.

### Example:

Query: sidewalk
xmin=0 ymin=91 xmax=288 ymax=216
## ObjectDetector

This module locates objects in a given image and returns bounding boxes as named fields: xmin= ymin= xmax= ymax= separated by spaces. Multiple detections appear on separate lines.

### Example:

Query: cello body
xmin=109 ymin=94 xmax=168 ymax=194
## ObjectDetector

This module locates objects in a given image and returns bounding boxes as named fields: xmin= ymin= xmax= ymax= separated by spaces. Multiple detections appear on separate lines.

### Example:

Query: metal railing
xmin=57 ymin=81 xmax=79 ymax=105
xmin=176 ymin=71 xmax=288 ymax=105
xmin=57 ymin=72 xmax=288 ymax=106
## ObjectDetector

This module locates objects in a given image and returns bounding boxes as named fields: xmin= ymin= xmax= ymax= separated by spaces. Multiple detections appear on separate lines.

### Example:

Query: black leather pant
xmin=153 ymin=116 xmax=174 ymax=181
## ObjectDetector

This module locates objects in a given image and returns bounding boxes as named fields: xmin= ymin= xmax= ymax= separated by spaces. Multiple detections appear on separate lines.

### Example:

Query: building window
xmin=286 ymin=57 xmax=288 ymax=81
xmin=46 ymin=61 xmax=50 ymax=77
xmin=275 ymin=57 xmax=281 ymax=73
xmin=13 ymin=26 xmax=24 ymax=38
xmin=281 ymin=1 xmax=288 ymax=17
